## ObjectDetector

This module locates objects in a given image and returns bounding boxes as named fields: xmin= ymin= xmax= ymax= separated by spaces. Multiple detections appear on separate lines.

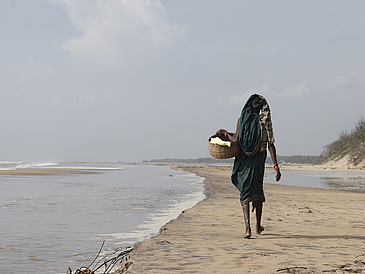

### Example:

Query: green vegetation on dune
xmin=318 ymin=116 xmax=365 ymax=166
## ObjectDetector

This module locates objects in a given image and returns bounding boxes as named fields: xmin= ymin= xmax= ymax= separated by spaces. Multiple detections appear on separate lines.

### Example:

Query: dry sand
xmin=128 ymin=165 xmax=365 ymax=274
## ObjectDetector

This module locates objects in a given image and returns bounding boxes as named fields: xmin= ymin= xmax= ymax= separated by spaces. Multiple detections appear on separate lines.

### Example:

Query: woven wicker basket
xmin=208 ymin=135 xmax=241 ymax=159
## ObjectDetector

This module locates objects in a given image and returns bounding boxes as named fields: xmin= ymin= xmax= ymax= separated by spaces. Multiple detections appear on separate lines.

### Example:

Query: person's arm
xmin=268 ymin=143 xmax=281 ymax=182
xmin=226 ymin=118 xmax=240 ymax=142
xmin=215 ymin=118 xmax=240 ymax=142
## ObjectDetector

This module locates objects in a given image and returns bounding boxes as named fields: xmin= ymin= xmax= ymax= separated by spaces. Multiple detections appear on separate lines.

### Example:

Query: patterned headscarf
xmin=257 ymin=95 xmax=275 ymax=145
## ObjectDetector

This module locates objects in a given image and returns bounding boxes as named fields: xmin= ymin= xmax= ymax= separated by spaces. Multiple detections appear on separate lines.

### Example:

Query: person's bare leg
xmin=254 ymin=201 xmax=264 ymax=234
xmin=242 ymin=203 xmax=251 ymax=238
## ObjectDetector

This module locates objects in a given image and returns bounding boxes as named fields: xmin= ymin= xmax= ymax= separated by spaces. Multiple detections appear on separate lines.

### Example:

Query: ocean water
xmin=0 ymin=162 xmax=205 ymax=274
xmin=273 ymin=169 xmax=365 ymax=193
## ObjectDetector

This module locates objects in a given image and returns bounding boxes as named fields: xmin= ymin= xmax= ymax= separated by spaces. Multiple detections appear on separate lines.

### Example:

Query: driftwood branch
xmin=68 ymin=242 xmax=133 ymax=274
xmin=277 ymin=266 xmax=308 ymax=272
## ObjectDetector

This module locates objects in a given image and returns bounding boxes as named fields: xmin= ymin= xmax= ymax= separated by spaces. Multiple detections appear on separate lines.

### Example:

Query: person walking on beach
xmin=216 ymin=94 xmax=281 ymax=238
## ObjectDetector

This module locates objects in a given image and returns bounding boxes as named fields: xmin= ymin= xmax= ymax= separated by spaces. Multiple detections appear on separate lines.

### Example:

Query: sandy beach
xmin=128 ymin=165 xmax=365 ymax=274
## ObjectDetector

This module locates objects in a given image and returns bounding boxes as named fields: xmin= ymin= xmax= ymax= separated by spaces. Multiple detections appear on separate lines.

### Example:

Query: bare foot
xmin=244 ymin=227 xmax=252 ymax=238
xmin=256 ymin=226 xmax=264 ymax=235
xmin=244 ymin=232 xmax=251 ymax=239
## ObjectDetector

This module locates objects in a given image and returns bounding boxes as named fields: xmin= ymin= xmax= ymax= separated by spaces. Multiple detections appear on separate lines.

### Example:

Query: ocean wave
xmin=0 ymin=161 xmax=26 ymax=170
xmin=16 ymin=162 xmax=59 ymax=169
xmin=0 ymin=161 xmax=123 ymax=171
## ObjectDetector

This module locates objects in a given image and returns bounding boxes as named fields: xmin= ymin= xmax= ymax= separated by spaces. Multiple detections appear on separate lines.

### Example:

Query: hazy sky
xmin=1 ymin=0 xmax=365 ymax=162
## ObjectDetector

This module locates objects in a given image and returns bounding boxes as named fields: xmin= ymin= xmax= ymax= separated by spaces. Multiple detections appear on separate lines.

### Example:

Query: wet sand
xmin=0 ymin=168 xmax=98 ymax=175
xmin=128 ymin=165 xmax=365 ymax=274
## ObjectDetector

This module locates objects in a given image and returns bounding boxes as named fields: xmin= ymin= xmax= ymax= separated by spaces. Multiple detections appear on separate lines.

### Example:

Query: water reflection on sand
xmin=267 ymin=169 xmax=365 ymax=193
xmin=320 ymin=176 xmax=365 ymax=192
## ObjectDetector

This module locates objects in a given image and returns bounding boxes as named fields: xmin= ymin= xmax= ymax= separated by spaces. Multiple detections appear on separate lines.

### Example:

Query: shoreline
xmin=276 ymin=163 xmax=365 ymax=172
xmin=127 ymin=164 xmax=365 ymax=273
xmin=0 ymin=168 xmax=99 ymax=175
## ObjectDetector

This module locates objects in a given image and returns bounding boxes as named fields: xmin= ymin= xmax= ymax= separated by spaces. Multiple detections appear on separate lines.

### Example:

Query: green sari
xmin=231 ymin=94 xmax=266 ymax=204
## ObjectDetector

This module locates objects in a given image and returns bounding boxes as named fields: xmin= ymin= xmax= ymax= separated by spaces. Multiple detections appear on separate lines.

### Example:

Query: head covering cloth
xmin=238 ymin=94 xmax=272 ymax=155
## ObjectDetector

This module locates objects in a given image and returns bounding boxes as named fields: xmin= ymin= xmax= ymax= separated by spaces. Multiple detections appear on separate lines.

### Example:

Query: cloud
xmin=15 ymin=57 xmax=53 ymax=97
xmin=326 ymin=75 xmax=351 ymax=91
xmin=217 ymin=83 xmax=271 ymax=107
xmin=18 ymin=62 xmax=53 ymax=83
xmin=78 ymin=94 xmax=102 ymax=107
xmin=278 ymin=82 xmax=308 ymax=100
xmin=54 ymin=0 xmax=186 ymax=67
xmin=219 ymin=82 xmax=310 ymax=105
